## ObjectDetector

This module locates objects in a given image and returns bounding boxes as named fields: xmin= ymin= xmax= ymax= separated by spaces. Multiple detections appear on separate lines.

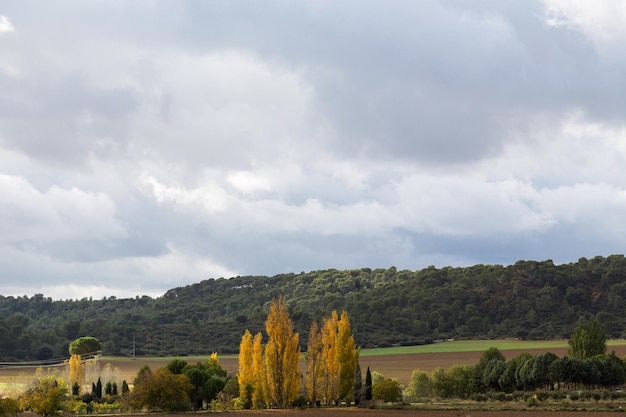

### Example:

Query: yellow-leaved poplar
xmin=322 ymin=310 xmax=339 ymax=404
xmin=69 ymin=353 xmax=84 ymax=388
xmin=305 ymin=320 xmax=324 ymax=405
xmin=252 ymin=332 xmax=268 ymax=407
xmin=238 ymin=330 xmax=254 ymax=408
xmin=264 ymin=295 xmax=300 ymax=408
xmin=338 ymin=310 xmax=359 ymax=403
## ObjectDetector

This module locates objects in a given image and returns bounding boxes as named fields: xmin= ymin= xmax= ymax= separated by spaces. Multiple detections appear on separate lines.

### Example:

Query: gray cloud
xmin=0 ymin=0 xmax=625 ymax=299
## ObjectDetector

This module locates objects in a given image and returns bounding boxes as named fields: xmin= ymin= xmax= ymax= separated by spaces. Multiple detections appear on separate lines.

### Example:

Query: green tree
xmin=353 ymin=363 xmax=363 ymax=405
xmin=166 ymin=359 xmax=188 ymax=374
xmin=404 ymin=369 xmax=433 ymax=400
xmin=130 ymin=368 xmax=192 ymax=412
xmin=68 ymin=337 xmax=101 ymax=356
xmin=19 ymin=375 xmax=67 ymax=416
xmin=94 ymin=377 xmax=102 ymax=399
xmin=372 ymin=378 xmax=402 ymax=403
xmin=364 ymin=367 xmax=372 ymax=401
xmin=0 ymin=397 xmax=20 ymax=417
xmin=568 ymin=318 xmax=607 ymax=359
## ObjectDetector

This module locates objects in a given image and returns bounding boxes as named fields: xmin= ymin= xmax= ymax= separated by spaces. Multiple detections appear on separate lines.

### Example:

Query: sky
xmin=1 ymin=1 xmax=626 ymax=300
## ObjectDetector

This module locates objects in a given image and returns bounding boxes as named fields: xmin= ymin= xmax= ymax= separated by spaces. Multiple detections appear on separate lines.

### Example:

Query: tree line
xmin=405 ymin=319 xmax=626 ymax=400
xmin=2 ymin=255 xmax=626 ymax=359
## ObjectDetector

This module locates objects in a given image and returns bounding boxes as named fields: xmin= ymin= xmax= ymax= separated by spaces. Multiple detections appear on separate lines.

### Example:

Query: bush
xmin=569 ymin=392 xmax=579 ymax=401
xmin=512 ymin=391 xmax=524 ymax=401
xmin=0 ymin=397 xmax=20 ymax=417
xmin=488 ymin=392 xmax=506 ymax=402
xmin=471 ymin=394 xmax=487 ymax=402
xmin=373 ymin=378 xmax=403 ymax=403
xmin=292 ymin=395 xmax=307 ymax=409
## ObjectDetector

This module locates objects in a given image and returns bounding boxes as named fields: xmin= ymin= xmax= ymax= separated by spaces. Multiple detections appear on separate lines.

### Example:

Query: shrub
xmin=512 ymin=391 xmax=524 ymax=401
xmin=373 ymin=378 xmax=403 ymax=403
xmin=488 ymin=392 xmax=506 ymax=402
xmin=471 ymin=394 xmax=487 ymax=402
xmin=292 ymin=395 xmax=307 ymax=409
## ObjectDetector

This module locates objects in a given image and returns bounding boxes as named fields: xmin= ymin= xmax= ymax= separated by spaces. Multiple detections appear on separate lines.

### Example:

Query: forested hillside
xmin=1 ymin=255 xmax=626 ymax=361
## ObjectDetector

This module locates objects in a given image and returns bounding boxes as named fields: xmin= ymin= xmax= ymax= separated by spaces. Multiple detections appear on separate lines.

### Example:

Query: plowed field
xmin=151 ymin=410 xmax=625 ymax=417
xmin=4 ymin=345 xmax=626 ymax=386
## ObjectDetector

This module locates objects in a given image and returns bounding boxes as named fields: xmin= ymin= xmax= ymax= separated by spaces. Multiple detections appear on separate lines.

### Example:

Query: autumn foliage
xmin=238 ymin=296 xmax=359 ymax=408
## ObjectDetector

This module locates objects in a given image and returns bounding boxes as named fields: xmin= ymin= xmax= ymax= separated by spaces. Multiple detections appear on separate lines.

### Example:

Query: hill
xmin=1 ymin=255 xmax=626 ymax=360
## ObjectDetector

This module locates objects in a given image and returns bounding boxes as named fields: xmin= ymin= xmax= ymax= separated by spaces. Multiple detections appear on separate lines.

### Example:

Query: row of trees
xmin=238 ymin=296 xmax=360 ymax=408
xmin=404 ymin=319 xmax=624 ymax=400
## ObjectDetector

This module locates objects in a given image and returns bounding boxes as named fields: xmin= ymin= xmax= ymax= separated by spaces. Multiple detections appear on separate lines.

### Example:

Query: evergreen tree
xmin=105 ymin=381 xmax=113 ymax=396
xmin=365 ymin=367 xmax=372 ymax=401
xmin=353 ymin=363 xmax=363 ymax=405
xmin=95 ymin=377 xmax=102 ymax=399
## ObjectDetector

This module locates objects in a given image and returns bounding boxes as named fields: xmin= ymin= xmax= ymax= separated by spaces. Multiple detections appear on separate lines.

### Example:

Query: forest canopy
xmin=1 ymin=255 xmax=625 ymax=360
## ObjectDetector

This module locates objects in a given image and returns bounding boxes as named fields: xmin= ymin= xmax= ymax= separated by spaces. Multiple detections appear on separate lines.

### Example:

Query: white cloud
xmin=227 ymin=171 xmax=271 ymax=195
xmin=544 ymin=0 xmax=626 ymax=42
xmin=139 ymin=173 xmax=232 ymax=214
xmin=0 ymin=244 xmax=236 ymax=299
xmin=0 ymin=15 xmax=14 ymax=33
xmin=0 ymin=174 xmax=127 ymax=259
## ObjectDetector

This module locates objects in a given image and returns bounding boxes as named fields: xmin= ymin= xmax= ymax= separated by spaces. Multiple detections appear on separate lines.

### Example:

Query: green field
xmin=100 ymin=339 xmax=626 ymax=361
xmin=359 ymin=339 xmax=626 ymax=356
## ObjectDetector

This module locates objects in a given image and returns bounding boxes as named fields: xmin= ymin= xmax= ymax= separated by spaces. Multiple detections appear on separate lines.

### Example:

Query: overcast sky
xmin=1 ymin=1 xmax=626 ymax=300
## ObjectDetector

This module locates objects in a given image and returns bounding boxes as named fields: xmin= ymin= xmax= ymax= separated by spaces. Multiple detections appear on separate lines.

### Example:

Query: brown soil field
xmin=3 ymin=345 xmax=626 ymax=386
xmin=134 ymin=410 xmax=626 ymax=417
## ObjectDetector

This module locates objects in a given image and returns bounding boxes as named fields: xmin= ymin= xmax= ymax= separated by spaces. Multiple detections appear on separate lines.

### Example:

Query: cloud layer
xmin=1 ymin=1 xmax=625 ymax=299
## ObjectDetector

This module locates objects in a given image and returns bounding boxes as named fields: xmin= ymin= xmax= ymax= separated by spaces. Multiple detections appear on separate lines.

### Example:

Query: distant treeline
xmin=1 ymin=254 xmax=626 ymax=360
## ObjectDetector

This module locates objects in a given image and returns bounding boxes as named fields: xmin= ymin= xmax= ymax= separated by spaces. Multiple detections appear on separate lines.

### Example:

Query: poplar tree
xmin=252 ymin=332 xmax=267 ymax=407
xmin=337 ymin=311 xmax=359 ymax=404
xmin=68 ymin=354 xmax=84 ymax=393
xmin=568 ymin=318 xmax=607 ymax=359
xmin=322 ymin=310 xmax=339 ymax=404
xmin=305 ymin=320 xmax=324 ymax=406
xmin=264 ymin=295 xmax=300 ymax=408
xmin=238 ymin=330 xmax=254 ymax=408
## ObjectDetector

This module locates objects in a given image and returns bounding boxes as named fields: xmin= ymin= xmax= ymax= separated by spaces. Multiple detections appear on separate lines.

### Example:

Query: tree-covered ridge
xmin=1 ymin=255 xmax=626 ymax=360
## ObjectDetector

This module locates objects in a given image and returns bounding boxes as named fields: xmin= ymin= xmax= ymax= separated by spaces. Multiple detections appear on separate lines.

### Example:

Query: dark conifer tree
xmin=95 ymin=377 xmax=103 ymax=399
xmin=365 ymin=366 xmax=372 ymax=401
xmin=354 ymin=363 xmax=363 ymax=405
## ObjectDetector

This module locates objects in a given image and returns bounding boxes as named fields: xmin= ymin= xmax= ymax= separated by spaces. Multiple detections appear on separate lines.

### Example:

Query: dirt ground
xmin=3 ymin=345 xmax=626 ymax=386
xmin=146 ymin=410 xmax=626 ymax=417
